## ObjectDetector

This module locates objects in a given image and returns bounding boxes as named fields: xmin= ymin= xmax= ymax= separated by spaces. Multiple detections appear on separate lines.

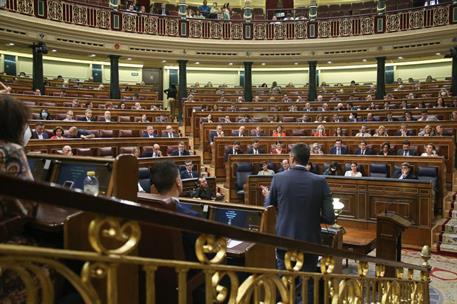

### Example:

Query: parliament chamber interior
xmin=0 ymin=0 xmax=457 ymax=303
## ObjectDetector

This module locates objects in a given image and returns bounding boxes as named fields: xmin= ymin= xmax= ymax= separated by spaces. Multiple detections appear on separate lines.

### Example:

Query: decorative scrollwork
xmin=386 ymin=14 xmax=400 ymax=32
xmin=433 ymin=5 xmax=449 ymax=26
xmin=237 ymin=273 xmax=290 ymax=303
xmin=253 ymin=23 xmax=266 ymax=40
xmin=357 ymin=261 xmax=369 ymax=277
xmin=210 ymin=22 xmax=223 ymax=39
xmin=375 ymin=264 xmax=386 ymax=278
xmin=210 ymin=271 xmax=239 ymax=303
xmin=294 ymin=21 xmax=307 ymax=39
xmin=230 ymin=22 xmax=243 ymax=40
xmin=17 ymin=0 xmax=34 ymax=15
xmin=195 ymin=234 xmax=227 ymax=264
xmin=96 ymin=9 xmax=111 ymax=29
xmin=320 ymin=256 xmax=335 ymax=274
xmin=122 ymin=13 xmax=137 ymax=32
xmin=189 ymin=20 xmax=203 ymax=38
xmin=318 ymin=20 xmax=331 ymax=38
xmin=396 ymin=268 xmax=404 ymax=280
xmin=340 ymin=18 xmax=353 ymax=36
xmin=166 ymin=18 xmax=179 ymax=36
xmin=273 ymin=23 xmax=286 ymax=40
xmin=144 ymin=15 xmax=159 ymax=34
xmin=360 ymin=17 xmax=374 ymax=35
xmin=409 ymin=9 xmax=424 ymax=29
xmin=72 ymin=5 xmax=88 ymax=26
xmin=0 ymin=255 xmax=100 ymax=303
xmin=47 ymin=0 xmax=63 ymax=21
xmin=284 ymin=250 xmax=304 ymax=272
xmin=88 ymin=217 xmax=141 ymax=255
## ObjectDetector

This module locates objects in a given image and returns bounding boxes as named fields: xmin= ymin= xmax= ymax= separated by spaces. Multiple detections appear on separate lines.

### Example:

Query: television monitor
xmin=55 ymin=161 xmax=111 ymax=195
xmin=179 ymin=202 xmax=208 ymax=219
xmin=211 ymin=207 xmax=262 ymax=231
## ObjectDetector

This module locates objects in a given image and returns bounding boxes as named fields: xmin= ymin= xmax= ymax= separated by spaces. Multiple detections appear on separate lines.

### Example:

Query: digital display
xmin=56 ymin=162 xmax=111 ymax=195
xmin=179 ymin=202 xmax=208 ymax=219
xmin=212 ymin=207 xmax=262 ymax=231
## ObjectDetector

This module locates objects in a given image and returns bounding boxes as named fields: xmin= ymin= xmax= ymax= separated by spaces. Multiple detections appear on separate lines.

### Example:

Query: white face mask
xmin=23 ymin=125 xmax=32 ymax=146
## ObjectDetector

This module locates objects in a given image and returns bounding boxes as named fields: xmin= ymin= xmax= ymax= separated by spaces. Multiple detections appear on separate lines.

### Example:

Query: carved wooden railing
xmin=0 ymin=172 xmax=432 ymax=303
xmin=3 ymin=0 xmax=456 ymax=40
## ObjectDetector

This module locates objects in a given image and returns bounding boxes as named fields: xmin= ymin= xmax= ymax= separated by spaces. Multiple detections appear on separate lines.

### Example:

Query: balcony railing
xmin=3 ymin=0 xmax=456 ymax=40
xmin=0 ymin=171 xmax=432 ymax=303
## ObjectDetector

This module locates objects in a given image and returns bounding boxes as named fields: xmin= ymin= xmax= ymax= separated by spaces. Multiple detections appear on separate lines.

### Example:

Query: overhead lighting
xmin=228 ymin=62 xmax=233 ymax=66
xmin=398 ymin=56 xmax=403 ymax=60
xmin=435 ymin=52 xmax=441 ymax=56
xmin=327 ymin=61 xmax=332 ymax=64
xmin=89 ymin=54 xmax=96 ymax=57
xmin=294 ymin=62 xmax=298 ymax=65
xmin=51 ymin=49 xmax=57 ymax=53
xmin=127 ymin=57 xmax=132 ymax=61
xmin=195 ymin=62 xmax=200 ymax=65
xmin=7 ymin=42 xmax=14 ymax=46
xmin=362 ymin=58 xmax=367 ymax=62
xmin=161 ymin=60 xmax=167 ymax=63
xmin=261 ymin=62 xmax=266 ymax=66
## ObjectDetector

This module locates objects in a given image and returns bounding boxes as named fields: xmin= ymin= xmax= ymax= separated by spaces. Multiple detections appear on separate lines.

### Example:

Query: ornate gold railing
xmin=0 ymin=174 xmax=431 ymax=303
xmin=3 ymin=0 xmax=456 ymax=40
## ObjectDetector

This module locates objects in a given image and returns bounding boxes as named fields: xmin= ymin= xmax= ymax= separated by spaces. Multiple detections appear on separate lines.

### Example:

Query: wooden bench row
xmin=212 ymin=136 xmax=454 ymax=185
xmin=245 ymin=175 xmax=435 ymax=249
xmin=226 ymin=154 xmax=446 ymax=208
xmin=26 ymin=137 xmax=191 ymax=157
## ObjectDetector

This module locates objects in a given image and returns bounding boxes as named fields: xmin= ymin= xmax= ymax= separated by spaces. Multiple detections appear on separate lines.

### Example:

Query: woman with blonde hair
xmin=373 ymin=125 xmax=388 ymax=137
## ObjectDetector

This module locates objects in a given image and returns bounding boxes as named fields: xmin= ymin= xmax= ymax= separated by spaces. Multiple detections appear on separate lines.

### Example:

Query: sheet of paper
xmin=227 ymin=239 xmax=243 ymax=248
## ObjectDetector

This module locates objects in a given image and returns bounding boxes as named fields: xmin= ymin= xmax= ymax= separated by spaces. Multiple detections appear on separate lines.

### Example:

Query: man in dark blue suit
xmin=31 ymin=123 xmax=49 ymax=139
xmin=171 ymin=141 xmax=190 ymax=156
xmin=180 ymin=161 xmax=198 ymax=179
xmin=329 ymin=139 xmax=348 ymax=155
xmin=262 ymin=144 xmax=335 ymax=303
xmin=354 ymin=140 xmax=374 ymax=155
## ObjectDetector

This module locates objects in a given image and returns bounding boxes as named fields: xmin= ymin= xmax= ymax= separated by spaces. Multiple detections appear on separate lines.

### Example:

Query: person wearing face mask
xmin=0 ymin=96 xmax=41 ymax=301
xmin=39 ymin=109 xmax=51 ymax=120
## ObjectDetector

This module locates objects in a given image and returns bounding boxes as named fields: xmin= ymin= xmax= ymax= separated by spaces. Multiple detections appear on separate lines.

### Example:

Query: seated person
xmin=421 ymin=144 xmax=438 ymax=157
xmin=234 ymin=125 xmax=247 ymax=137
xmin=277 ymin=159 xmax=290 ymax=172
xmin=181 ymin=161 xmax=197 ymax=179
xmin=192 ymin=177 xmax=224 ymax=201
xmin=373 ymin=125 xmax=388 ymax=137
xmin=378 ymin=142 xmax=394 ymax=156
xmin=50 ymin=127 xmax=65 ymax=140
xmin=396 ymin=162 xmax=417 ymax=180
xmin=251 ymin=126 xmax=264 ymax=137
xmin=210 ymin=125 xmax=224 ymax=143
xmin=143 ymin=144 xmax=163 ymax=158
xmin=312 ymin=125 xmax=326 ymax=137
xmin=397 ymin=140 xmax=416 ymax=156
xmin=61 ymin=145 xmax=73 ymax=156
xmin=163 ymin=125 xmax=177 ymax=138
xmin=224 ymin=141 xmax=243 ymax=161
xmin=344 ymin=162 xmax=362 ymax=177
xmin=272 ymin=125 xmax=286 ymax=137
xmin=355 ymin=125 xmax=371 ymax=137
xmin=396 ymin=124 xmax=413 ymax=137
xmin=355 ymin=141 xmax=373 ymax=155
xmin=323 ymin=162 xmax=340 ymax=176
xmin=79 ymin=109 xmax=95 ymax=122
xmin=310 ymin=143 xmax=323 ymax=155
xmin=257 ymin=162 xmax=275 ymax=176
xmin=418 ymin=125 xmax=435 ymax=137
xmin=171 ymin=141 xmax=190 ymax=156
xmin=143 ymin=125 xmax=156 ymax=138
xmin=271 ymin=143 xmax=285 ymax=154
xmin=65 ymin=126 xmax=95 ymax=139
xmin=248 ymin=140 xmax=264 ymax=155
xmin=31 ymin=123 xmax=49 ymax=139
xmin=329 ymin=139 xmax=347 ymax=155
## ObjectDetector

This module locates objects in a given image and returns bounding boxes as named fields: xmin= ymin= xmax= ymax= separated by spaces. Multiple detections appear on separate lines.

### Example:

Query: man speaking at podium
xmin=261 ymin=143 xmax=335 ymax=303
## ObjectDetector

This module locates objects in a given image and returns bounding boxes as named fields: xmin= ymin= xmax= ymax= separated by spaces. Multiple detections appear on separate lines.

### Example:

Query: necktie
xmin=362 ymin=150 xmax=365 ymax=155
xmin=189 ymin=171 xmax=193 ymax=178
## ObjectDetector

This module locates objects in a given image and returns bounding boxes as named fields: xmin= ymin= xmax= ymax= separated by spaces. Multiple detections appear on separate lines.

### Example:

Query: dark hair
xmin=290 ymin=144 xmax=310 ymax=165
xmin=0 ymin=96 xmax=30 ymax=144
xmin=149 ymin=161 xmax=179 ymax=194
xmin=402 ymin=140 xmax=410 ymax=145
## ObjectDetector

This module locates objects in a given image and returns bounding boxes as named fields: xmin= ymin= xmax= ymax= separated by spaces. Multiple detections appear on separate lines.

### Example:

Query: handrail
xmin=0 ymin=173 xmax=427 ymax=271
xmin=3 ymin=0 xmax=454 ymax=40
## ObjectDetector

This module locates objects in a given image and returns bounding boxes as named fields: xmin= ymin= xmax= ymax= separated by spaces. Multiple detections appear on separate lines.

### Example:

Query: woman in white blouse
xmin=344 ymin=162 xmax=362 ymax=177
xmin=421 ymin=144 xmax=438 ymax=157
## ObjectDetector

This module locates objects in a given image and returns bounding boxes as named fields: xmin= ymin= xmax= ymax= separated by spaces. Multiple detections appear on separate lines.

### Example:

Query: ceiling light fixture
xmin=294 ymin=62 xmax=298 ymax=65
xmin=228 ymin=62 xmax=233 ymax=66
xmin=162 ymin=60 xmax=167 ymax=63
xmin=7 ymin=42 xmax=14 ymax=46
xmin=51 ymin=49 xmax=57 ymax=52
xmin=261 ymin=62 xmax=266 ymax=66
xmin=89 ymin=54 xmax=96 ymax=57
xmin=195 ymin=62 xmax=200 ymax=64
xmin=362 ymin=58 xmax=367 ymax=62
xmin=435 ymin=52 xmax=441 ymax=56
xmin=127 ymin=57 xmax=132 ymax=61
xmin=327 ymin=61 xmax=332 ymax=64
xmin=398 ymin=56 xmax=403 ymax=60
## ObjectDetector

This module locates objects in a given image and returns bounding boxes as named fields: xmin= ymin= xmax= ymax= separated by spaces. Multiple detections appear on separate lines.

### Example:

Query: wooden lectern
xmin=376 ymin=212 xmax=412 ymax=277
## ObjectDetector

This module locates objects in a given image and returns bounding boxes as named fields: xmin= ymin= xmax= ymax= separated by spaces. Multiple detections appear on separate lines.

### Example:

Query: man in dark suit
xmin=396 ymin=140 xmax=417 ymax=156
xmin=224 ymin=141 xmax=243 ymax=161
xmin=354 ymin=141 xmax=373 ymax=155
xmin=180 ymin=161 xmax=197 ymax=179
xmin=192 ymin=177 xmax=224 ymax=201
xmin=171 ymin=141 xmax=190 ymax=156
xmin=276 ymin=159 xmax=290 ymax=172
xmin=247 ymin=141 xmax=264 ymax=155
xmin=143 ymin=126 xmax=156 ymax=138
xmin=261 ymin=144 xmax=335 ymax=303
xmin=329 ymin=139 xmax=348 ymax=155
xmin=31 ymin=123 xmax=49 ymax=139
xmin=210 ymin=125 xmax=224 ymax=143
xmin=396 ymin=162 xmax=418 ymax=180
xmin=251 ymin=126 xmax=264 ymax=137
xmin=163 ymin=125 xmax=177 ymax=138
xmin=79 ymin=109 xmax=95 ymax=122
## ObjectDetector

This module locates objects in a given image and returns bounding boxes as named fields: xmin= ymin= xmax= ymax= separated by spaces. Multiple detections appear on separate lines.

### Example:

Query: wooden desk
xmin=246 ymin=175 xmax=435 ymax=248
